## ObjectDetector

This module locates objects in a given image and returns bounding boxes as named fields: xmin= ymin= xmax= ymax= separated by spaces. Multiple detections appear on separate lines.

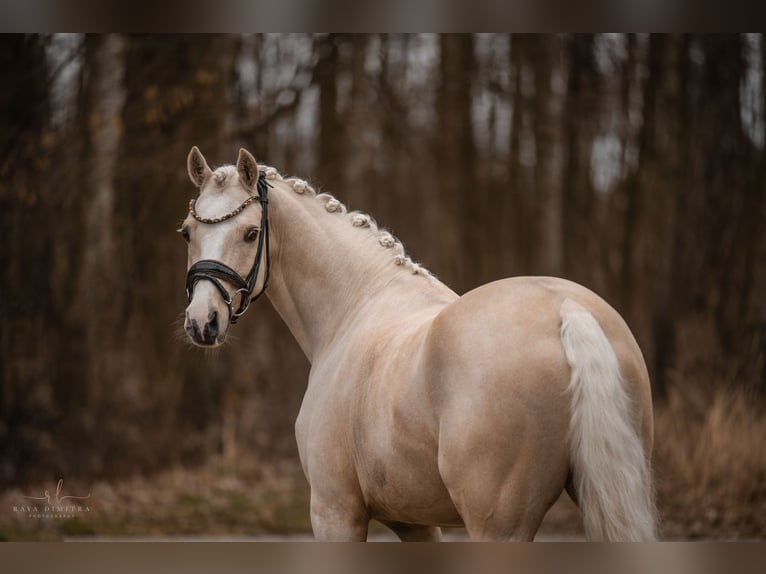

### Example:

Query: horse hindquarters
xmin=559 ymin=298 xmax=657 ymax=541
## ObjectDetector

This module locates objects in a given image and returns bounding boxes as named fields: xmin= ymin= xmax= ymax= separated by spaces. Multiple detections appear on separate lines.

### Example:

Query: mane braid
xmin=258 ymin=164 xmax=436 ymax=280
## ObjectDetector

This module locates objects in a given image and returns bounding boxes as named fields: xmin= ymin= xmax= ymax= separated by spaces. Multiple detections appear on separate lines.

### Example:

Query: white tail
xmin=559 ymin=298 xmax=657 ymax=541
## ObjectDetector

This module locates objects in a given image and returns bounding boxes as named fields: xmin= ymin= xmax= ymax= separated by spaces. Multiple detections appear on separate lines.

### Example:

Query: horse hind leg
xmin=440 ymin=447 xmax=565 ymax=541
xmin=459 ymin=484 xmax=558 ymax=541
xmin=448 ymin=487 xmax=553 ymax=541
xmin=437 ymin=395 xmax=570 ymax=540
xmin=382 ymin=521 xmax=442 ymax=541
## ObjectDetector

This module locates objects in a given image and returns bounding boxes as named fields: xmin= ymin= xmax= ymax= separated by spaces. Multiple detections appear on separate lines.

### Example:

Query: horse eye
xmin=244 ymin=227 xmax=259 ymax=243
xmin=179 ymin=227 xmax=190 ymax=243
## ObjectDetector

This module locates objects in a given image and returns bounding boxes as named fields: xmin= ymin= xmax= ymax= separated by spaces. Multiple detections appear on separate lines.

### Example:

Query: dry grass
xmin=526 ymin=385 xmax=766 ymax=540
xmin=0 ymin=457 xmax=311 ymax=541
xmin=2 ymin=387 xmax=765 ymax=540
xmin=653 ymin=386 xmax=766 ymax=539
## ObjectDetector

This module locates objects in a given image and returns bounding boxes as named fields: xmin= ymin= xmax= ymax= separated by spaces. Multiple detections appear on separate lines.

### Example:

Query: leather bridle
xmin=184 ymin=174 xmax=272 ymax=324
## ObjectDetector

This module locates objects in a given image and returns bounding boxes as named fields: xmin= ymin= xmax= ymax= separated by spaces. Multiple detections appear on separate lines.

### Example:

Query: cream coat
xmin=182 ymin=148 xmax=657 ymax=541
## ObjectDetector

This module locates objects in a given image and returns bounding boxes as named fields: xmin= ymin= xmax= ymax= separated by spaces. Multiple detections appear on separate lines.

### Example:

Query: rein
xmin=185 ymin=173 xmax=272 ymax=324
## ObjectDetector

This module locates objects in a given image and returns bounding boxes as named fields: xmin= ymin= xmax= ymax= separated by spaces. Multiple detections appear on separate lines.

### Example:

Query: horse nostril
xmin=190 ymin=318 xmax=201 ymax=339
xmin=205 ymin=310 xmax=219 ymax=341
xmin=188 ymin=310 xmax=220 ymax=345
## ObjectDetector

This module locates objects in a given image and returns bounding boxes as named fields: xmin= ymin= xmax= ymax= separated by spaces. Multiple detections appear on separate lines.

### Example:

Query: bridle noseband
xmin=185 ymin=173 xmax=272 ymax=324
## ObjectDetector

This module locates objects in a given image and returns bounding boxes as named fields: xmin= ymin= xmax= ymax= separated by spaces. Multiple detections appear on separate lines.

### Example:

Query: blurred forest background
xmin=1 ymin=34 xmax=765 ymax=539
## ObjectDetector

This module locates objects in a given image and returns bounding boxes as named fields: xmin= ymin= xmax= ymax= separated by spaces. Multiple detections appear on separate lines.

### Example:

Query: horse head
xmin=180 ymin=146 xmax=270 ymax=347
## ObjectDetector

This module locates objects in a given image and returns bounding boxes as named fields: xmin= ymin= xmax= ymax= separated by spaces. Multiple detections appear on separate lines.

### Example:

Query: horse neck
xmin=265 ymin=180 xmax=456 ymax=361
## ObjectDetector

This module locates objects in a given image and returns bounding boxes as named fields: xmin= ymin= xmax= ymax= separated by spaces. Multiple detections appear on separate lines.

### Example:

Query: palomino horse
xmin=180 ymin=147 xmax=657 ymax=541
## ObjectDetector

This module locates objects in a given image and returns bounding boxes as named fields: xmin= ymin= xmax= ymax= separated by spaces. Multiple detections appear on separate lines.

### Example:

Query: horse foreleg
xmin=382 ymin=521 xmax=442 ymax=542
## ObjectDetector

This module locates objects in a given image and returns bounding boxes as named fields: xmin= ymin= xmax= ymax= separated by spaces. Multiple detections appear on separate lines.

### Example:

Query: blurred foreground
xmin=2 ymin=385 xmax=764 ymax=540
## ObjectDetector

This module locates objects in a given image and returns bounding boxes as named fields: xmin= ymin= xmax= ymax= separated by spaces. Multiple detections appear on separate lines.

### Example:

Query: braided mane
xmin=209 ymin=164 xmax=435 ymax=280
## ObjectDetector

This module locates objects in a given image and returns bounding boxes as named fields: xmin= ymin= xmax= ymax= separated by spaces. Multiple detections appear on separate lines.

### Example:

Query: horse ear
xmin=236 ymin=148 xmax=259 ymax=191
xmin=187 ymin=146 xmax=212 ymax=188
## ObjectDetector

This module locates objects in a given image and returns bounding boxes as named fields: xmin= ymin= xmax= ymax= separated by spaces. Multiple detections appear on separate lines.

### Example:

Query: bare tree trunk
xmin=532 ymin=35 xmax=563 ymax=276
xmin=314 ymin=34 xmax=341 ymax=188
xmin=77 ymin=34 xmax=127 ymax=414
xmin=507 ymin=34 xmax=530 ymax=273
xmin=113 ymin=34 xmax=240 ymax=470
xmin=620 ymin=35 xmax=659 ymax=330
xmin=699 ymin=35 xmax=751 ymax=345
xmin=651 ymin=34 xmax=689 ymax=397
xmin=561 ymin=34 xmax=598 ymax=286
xmin=344 ymin=35 xmax=373 ymax=194
xmin=751 ymin=33 xmax=766 ymax=389
xmin=438 ymin=34 xmax=476 ymax=292
xmin=696 ymin=35 xmax=765 ymax=389
xmin=0 ymin=34 xmax=57 ymax=485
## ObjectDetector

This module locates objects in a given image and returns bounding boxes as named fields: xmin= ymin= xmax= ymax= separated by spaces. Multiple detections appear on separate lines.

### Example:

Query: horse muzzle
xmin=185 ymin=282 xmax=230 ymax=347
xmin=185 ymin=310 xmax=221 ymax=346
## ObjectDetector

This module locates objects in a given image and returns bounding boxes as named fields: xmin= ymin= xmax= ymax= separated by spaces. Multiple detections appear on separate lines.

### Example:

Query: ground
xmin=2 ymin=387 xmax=765 ymax=541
